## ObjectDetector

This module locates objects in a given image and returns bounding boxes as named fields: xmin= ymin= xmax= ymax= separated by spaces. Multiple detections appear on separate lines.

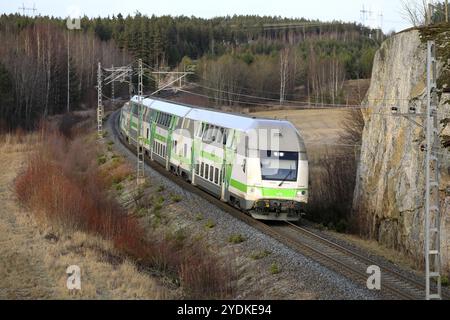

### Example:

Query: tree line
xmin=0 ymin=13 xmax=381 ymax=129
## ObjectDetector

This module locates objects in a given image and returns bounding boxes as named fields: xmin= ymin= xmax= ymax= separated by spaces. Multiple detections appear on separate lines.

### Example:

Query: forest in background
xmin=0 ymin=13 xmax=382 ymax=130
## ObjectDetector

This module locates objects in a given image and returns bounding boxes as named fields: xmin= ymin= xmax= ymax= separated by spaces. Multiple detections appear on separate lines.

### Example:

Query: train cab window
xmin=200 ymin=163 xmax=204 ymax=177
xmin=205 ymin=164 xmax=209 ymax=180
xmin=260 ymin=151 xmax=298 ymax=182
xmin=214 ymin=168 xmax=219 ymax=184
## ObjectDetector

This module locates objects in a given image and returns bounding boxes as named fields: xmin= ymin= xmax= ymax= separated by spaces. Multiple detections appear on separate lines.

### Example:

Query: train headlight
xmin=297 ymin=190 xmax=307 ymax=197
xmin=249 ymin=187 xmax=261 ymax=196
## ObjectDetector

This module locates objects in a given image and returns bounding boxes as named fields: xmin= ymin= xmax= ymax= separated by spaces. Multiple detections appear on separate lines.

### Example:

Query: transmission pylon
xmin=137 ymin=59 xmax=145 ymax=185
xmin=425 ymin=40 xmax=441 ymax=300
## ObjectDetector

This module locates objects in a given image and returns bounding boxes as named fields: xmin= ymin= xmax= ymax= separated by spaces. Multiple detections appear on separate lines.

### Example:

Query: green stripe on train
xmin=229 ymin=179 xmax=307 ymax=198
xmin=200 ymin=150 xmax=222 ymax=163
xmin=230 ymin=179 xmax=247 ymax=193
xmin=155 ymin=133 xmax=167 ymax=143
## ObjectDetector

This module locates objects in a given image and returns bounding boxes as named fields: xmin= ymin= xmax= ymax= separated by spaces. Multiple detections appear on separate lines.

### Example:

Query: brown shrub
xmin=307 ymin=109 xmax=364 ymax=232
xmin=15 ymin=129 xmax=234 ymax=299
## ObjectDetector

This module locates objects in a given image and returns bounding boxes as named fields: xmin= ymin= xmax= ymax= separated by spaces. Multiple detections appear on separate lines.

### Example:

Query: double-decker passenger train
xmin=119 ymin=96 xmax=309 ymax=222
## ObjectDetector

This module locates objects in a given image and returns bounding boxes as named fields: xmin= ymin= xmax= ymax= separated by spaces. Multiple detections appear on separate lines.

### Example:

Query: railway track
xmin=277 ymin=222 xmax=450 ymax=300
xmin=108 ymin=109 xmax=449 ymax=300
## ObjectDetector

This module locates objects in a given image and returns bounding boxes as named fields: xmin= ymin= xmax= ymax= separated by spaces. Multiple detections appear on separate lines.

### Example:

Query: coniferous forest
xmin=0 ymin=13 xmax=382 ymax=130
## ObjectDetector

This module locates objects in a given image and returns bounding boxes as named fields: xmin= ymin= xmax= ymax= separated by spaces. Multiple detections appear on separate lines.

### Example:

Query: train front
xmin=245 ymin=121 xmax=309 ymax=222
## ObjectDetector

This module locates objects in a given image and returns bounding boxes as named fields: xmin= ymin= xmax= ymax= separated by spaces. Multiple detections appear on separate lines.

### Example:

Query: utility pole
xmin=137 ymin=59 xmax=145 ymax=185
xmin=67 ymin=30 xmax=70 ymax=113
xmin=111 ymin=65 xmax=115 ymax=102
xmin=425 ymin=40 xmax=441 ymax=300
xmin=97 ymin=62 xmax=103 ymax=140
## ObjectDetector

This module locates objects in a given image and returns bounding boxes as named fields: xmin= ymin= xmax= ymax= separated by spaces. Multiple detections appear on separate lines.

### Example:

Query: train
xmin=119 ymin=96 xmax=309 ymax=222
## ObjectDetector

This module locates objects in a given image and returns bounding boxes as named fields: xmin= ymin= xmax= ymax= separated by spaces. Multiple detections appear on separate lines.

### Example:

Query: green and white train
xmin=119 ymin=96 xmax=309 ymax=222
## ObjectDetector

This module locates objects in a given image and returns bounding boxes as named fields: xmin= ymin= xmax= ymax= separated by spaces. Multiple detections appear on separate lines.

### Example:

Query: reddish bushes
xmin=15 ymin=129 xmax=234 ymax=299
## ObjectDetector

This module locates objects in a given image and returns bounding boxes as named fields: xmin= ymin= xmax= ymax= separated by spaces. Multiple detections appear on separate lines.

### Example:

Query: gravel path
xmin=106 ymin=111 xmax=382 ymax=300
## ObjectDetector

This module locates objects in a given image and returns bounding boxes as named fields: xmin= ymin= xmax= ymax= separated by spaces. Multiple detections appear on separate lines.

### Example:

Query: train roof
xmin=131 ymin=96 xmax=192 ymax=118
xmin=130 ymin=95 xmax=296 ymax=133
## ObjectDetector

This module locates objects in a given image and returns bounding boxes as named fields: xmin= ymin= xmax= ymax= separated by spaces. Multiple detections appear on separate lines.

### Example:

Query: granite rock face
xmin=353 ymin=30 xmax=450 ymax=271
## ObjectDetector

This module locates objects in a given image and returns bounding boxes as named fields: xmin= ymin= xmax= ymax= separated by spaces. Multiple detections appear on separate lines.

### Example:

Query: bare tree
xmin=401 ymin=0 xmax=429 ymax=26
xmin=279 ymin=48 xmax=289 ymax=105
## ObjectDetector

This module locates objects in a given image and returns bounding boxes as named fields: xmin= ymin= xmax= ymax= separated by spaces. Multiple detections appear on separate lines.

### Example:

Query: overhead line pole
xmin=425 ymin=40 xmax=441 ymax=300
xmin=97 ymin=62 xmax=103 ymax=140
xmin=137 ymin=59 xmax=145 ymax=185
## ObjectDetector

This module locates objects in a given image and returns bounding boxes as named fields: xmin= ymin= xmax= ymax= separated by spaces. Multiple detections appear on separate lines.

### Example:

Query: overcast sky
xmin=3 ymin=0 xmax=413 ymax=32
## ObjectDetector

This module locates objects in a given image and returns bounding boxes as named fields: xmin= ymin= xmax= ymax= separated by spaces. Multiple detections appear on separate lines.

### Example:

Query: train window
xmin=146 ymin=128 xmax=149 ymax=139
xmin=210 ymin=166 xmax=214 ymax=182
xmin=220 ymin=169 xmax=223 ymax=183
xmin=163 ymin=145 xmax=166 ymax=157
xmin=212 ymin=126 xmax=218 ymax=142
xmin=173 ymin=140 xmax=177 ymax=154
xmin=195 ymin=163 xmax=200 ymax=175
xmin=205 ymin=164 xmax=209 ymax=180
xmin=184 ymin=144 xmax=187 ymax=158
xmin=203 ymin=124 xmax=209 ymax=139
xmin=200 ymin=163 xmax=204 ymax=177
xmin=163 ymin=114 xmax=168 ymax=127
xmin=214 ymin=168 xmax=219 ymax=184
xmin=183 ymin=119 xmax=190 ymax=129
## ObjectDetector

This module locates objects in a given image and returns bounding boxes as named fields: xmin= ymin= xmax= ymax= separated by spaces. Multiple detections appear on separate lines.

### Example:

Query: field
xmin=250 ymin=108 xmax=349 ymax=163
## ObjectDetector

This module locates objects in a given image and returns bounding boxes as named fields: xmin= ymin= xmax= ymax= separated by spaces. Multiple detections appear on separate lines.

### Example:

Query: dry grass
xmin=12 ymin=123 xmax=235 ymax=299
xmin=0 ymin=133 xmax=166 ymax=299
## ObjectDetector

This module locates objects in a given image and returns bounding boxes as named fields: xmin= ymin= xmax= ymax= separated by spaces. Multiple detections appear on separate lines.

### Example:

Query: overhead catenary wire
xmin=190 ymin=74 xmax=432 ymax=103
xmin=174 ymin=87 xmax=448 ymax=117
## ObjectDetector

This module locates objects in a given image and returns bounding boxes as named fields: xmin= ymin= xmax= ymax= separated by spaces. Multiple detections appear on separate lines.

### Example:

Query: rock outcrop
xmin=353 ymin=29 xmax=450 ymax=271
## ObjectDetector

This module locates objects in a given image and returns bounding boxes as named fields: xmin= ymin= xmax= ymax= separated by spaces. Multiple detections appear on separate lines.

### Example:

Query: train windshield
xmin=260 ymin=151 xmax=298 ymax=182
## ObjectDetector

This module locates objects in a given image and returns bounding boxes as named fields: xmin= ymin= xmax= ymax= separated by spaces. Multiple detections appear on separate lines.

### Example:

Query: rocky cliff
xmin=353 ymin=29 xmax=450 ymax=271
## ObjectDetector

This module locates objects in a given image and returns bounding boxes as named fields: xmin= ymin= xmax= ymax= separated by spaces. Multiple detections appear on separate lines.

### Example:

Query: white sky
xmin=2 ymin=0 xmax=413 ymax=32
